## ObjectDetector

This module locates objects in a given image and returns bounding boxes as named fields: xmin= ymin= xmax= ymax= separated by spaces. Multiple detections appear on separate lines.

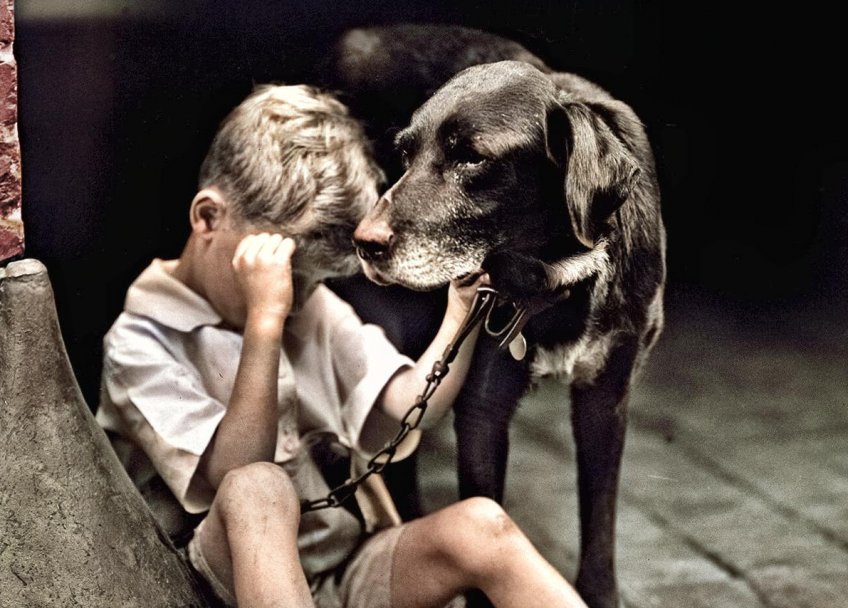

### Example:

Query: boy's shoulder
xmin=104 ymin=259 xmax=222 ymax=364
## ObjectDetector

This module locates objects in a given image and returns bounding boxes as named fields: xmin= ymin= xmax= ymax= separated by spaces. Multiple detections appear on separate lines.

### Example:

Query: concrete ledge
xmin=0 ymin=259 xmax=208 ymax=607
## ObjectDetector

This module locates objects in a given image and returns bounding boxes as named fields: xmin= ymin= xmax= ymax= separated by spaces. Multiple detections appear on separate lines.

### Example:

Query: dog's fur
xmin=324 ymin=25 xmax=666 ymax=608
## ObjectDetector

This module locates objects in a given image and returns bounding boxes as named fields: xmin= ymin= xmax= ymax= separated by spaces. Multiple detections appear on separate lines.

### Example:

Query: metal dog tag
xmin=508 ymin=332 xmax=527 ymax=361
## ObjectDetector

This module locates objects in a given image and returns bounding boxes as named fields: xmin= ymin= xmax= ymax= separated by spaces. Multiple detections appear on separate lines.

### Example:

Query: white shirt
xmin=96 ymin=259 xmax=419 ymax=532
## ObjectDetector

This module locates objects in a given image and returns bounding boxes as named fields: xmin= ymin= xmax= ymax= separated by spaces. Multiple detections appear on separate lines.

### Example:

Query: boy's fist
xmin=233 ymin=233 xmax=296 ymax=323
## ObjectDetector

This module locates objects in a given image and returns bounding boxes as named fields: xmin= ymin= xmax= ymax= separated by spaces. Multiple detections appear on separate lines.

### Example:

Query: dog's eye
xmin=452 ymin=146 xmax=488 ymax=169
xmin=446 ymin=136 xmax=488 ymax=169
xmin=399 ymin=148 xmax=411 ymax=169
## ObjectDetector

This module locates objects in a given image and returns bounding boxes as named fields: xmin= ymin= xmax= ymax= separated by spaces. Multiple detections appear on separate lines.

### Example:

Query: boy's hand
xmin=378 ymin=269 xmax=491 ymax=427
xmin=233 ymin=233 xmax=296 ymax=325
xmin=446 ymin=271 xmax=491 ymax=326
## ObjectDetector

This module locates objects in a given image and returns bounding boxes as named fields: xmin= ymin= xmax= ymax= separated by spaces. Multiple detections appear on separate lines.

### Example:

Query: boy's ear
xmin=189 ymin=189 xmax=228 ymax=237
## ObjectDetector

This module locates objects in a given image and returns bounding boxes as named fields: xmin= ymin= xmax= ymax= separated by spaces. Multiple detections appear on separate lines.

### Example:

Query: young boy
xmin=97 ymin=84 xmax=587 ymax=608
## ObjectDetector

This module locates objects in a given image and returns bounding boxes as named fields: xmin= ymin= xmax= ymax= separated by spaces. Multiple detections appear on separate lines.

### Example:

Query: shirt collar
xmin=124 ymin=259 xmax=223 ymax=332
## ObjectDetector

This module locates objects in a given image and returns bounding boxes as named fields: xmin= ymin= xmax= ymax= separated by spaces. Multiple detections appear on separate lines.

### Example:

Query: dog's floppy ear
xmin=546 ymin=94 xmax=642 ymax=248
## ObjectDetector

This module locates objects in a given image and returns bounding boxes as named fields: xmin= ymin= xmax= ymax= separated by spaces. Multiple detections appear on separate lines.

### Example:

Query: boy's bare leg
xmin=197 ymin=462 xmax=314 ymax=608
xmin=391 ymin=497 xmax=588 ymax=608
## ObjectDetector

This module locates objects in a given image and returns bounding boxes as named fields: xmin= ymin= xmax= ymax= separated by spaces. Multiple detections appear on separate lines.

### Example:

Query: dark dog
xmin=325 ymin=25 xmax=666 ymax=608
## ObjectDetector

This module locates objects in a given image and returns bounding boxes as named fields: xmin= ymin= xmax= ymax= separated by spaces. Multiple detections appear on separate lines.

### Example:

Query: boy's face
xmin=194 ymin=175 xmax=379 ymax=324
xmin=201 ymin=215 xmax=277 ymax=329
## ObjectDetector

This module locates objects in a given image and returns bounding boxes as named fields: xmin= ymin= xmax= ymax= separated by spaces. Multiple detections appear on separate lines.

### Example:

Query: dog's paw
xmin=482 ymin=250 xmax=549 ymax=303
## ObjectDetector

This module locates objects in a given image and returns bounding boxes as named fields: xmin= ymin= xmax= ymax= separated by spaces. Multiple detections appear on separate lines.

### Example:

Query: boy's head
xmin=193 ymin=84 xmax=382 ymax=306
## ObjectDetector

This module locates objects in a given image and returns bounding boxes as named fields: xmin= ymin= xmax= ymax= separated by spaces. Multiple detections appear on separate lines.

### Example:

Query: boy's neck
xmin=171 ymin=236 xmax=206 ymax=300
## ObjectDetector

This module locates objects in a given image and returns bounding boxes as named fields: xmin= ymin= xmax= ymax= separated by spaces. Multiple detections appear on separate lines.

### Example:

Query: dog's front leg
xmin=452 ymin=337 xmax=531 ymax=608
xmin=569 ymin=335 xmax=640 ymax=608
xmin=453 ymin=335 xmax=532 ymax=503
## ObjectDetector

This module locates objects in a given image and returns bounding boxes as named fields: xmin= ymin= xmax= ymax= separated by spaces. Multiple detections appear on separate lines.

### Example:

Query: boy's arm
xmin=199 ymin=233 xmax=296 ymax=490
xmin=376 ymin=274 xmax=488 ymax=428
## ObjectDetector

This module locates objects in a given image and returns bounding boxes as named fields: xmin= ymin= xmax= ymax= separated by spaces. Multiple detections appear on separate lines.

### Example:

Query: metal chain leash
xmin=300 ymin=286 xmax=505 ymax=514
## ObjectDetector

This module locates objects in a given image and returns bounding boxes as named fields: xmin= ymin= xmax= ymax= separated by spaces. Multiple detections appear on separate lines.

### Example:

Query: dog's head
xmin=353 ymin=60 xmax=642 ymax=291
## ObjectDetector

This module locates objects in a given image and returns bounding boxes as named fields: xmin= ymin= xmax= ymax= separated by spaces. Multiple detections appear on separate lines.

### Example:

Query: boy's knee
xmin=436 ymin=497 xmax=523 ymax=575
xmin=453 ymin=497 xmax=518 ymax=543
xmin=216 ymin=462 xmax=299 ymax=523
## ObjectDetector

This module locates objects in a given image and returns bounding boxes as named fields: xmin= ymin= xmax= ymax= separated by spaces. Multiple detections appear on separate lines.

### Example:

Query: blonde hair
xmin=199 ymin=84 xmax=382 ymax=231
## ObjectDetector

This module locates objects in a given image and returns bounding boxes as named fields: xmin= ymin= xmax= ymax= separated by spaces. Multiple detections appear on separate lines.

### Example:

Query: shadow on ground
xmin=417 ymin=286 xmax=848 ymax=608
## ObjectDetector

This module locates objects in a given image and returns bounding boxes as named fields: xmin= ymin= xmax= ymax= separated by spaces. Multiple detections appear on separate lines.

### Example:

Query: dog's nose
xmin=353 ymin=219 xmax=395 ymax=262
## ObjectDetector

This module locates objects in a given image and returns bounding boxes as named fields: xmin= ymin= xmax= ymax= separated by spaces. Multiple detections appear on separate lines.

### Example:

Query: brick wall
xmin=0 ymin=0 xmax=21 ymax=263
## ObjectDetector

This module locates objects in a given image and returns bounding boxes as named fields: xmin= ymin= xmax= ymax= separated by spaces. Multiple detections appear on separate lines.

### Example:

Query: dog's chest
xmin=511 ymin=282 xmax=602 ymax=382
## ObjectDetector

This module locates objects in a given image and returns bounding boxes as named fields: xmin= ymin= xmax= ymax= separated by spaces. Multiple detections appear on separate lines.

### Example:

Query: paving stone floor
xmin=416 ymin=287 xmax=848 ymax=608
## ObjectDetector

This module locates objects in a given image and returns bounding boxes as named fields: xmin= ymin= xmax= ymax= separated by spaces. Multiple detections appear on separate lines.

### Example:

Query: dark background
xmin=14 ymin=1 xmax=847 ymax=407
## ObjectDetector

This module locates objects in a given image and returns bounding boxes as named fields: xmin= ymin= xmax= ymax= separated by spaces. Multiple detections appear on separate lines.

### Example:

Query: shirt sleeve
xmin=99 ymin=317 xmax=223 ymax=513
xmin=324 ymin=292 xmax=421 ymax=461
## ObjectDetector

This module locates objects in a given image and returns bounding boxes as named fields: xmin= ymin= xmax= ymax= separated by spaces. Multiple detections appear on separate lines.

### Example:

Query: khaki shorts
xmin=187 ymin=521 xmax=465 ymax=608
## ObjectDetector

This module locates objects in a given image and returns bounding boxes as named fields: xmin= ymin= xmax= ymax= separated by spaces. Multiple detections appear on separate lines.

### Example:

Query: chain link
xmin=300 ymin=287 xmax=500 ymax=514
